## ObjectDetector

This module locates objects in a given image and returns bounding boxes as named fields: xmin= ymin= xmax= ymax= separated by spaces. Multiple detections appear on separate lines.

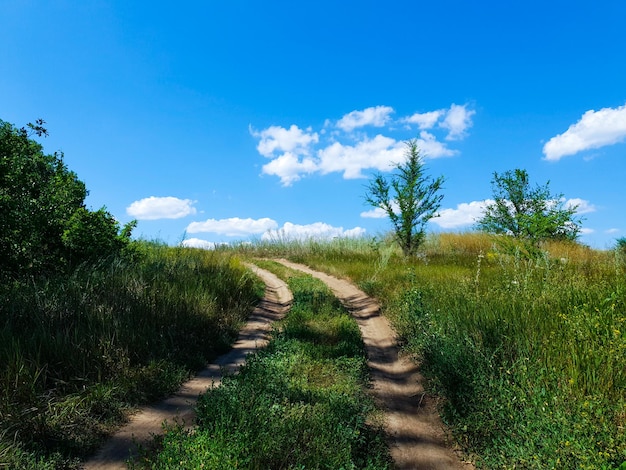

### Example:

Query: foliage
xmin=62 ymin=207 xmax=137 ymax=265
xmin=0 ymin=119 xmax=135 ymax=279
xmin=135 ymin=268 xmax=391 ymax=469
xmin=0 ymin=244 xmax=262 ymax=467
xmin=365 ymin=139 xmax=444 ymax=257
xmin=0 ymin=119 xmax=86 ymax=277
xmin=476 ymin=169 xmax=581 ymax=254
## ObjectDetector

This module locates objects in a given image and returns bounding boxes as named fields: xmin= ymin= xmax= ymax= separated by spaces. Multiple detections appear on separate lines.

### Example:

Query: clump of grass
xmin=422 ymin=231 xmax=494 ymax=261
xmin=0 ymin=242 xmax=263 ymax=468
xmin=134 ymin=268 xmax=392 ymax=469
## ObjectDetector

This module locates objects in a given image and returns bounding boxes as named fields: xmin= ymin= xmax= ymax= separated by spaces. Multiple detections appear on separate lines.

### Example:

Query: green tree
xmin=476 ymin=168 xmax=581 ymax=246
xmin=0 ymin=120 xmax=87 ymax=276
xmin=0 ymin=119 xmax=135 ymax=278
xmin=365 ymin=140 xmax=444 ymax=257
xmin=62 ymin=207 xmax=137 ymax=265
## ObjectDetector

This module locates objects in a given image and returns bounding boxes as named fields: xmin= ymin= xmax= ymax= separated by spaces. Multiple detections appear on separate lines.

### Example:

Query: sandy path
xmin=274 ymin=259 xmax=473 ymax=470
xmin=82 ymin=265 xmax=292 ymax=469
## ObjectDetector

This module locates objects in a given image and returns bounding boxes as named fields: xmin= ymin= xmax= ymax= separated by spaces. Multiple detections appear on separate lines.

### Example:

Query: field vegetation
xmin=236 ymin=233 xmax=626 ymax=469
xmin=0 ymin=244 xmax=263 ymax=468
xmin=134 ymin=262 xmax=392 ymax=469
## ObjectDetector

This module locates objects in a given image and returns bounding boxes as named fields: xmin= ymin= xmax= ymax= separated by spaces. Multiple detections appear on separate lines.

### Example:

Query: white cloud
xmin=564 ymin=198 xmax=596 ymax=214
xmin=361 ymin=207 xmax=388 ymax=219
xmin=440 ymin=104 xmax=475 ymax=140
xmin=543 ymin=104 xmax=626 ymax=161
xmin=181 ymin=238 xmax=222 ymax=250
xmin=186 ymin=217 xmax=278 ymax=237
xmin=403 ymin=110 xmax=444 ymax=129
xmin=580 ymin=227 xmax=595 ymax=235
xmin=262 ymin=152 xmax=318 ymax=186
xmin=605 ymin=228 xmax=620 ymax=234
xmin=317 ymin=135 xmax=405 ymax=178
xmin=251 ymin=124 xmax=318 ymax=157
xmin=360 ymin=201 xmax=400 ymax=219
xmin=251 ymin=103 xmax=473 ymax=185
xmin=416 ymin=131 xmax=457 ymax=158
xmin=336 ymin=106 xmax=394 ymax=132
xmin=432 ymin=200 xmax=490 ymax=229
xmin=126 ymin=196 xmax=197 ymax=220
xmin=262 ymin=222 xmax=366 ymax=241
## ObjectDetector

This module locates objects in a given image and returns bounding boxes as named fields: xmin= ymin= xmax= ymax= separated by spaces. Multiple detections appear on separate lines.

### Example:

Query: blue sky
xmin=2 ymin=1 xmax=626 ymax=249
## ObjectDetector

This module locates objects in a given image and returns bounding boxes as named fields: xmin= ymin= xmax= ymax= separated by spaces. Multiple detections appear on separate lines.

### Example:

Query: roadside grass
xmin=0 ymin=242 xmax=263 ymax=469
xmin=134 ymin=263 xmax=392 ymax=469
xmin=237 ymin=234 xmax=626 ymax=469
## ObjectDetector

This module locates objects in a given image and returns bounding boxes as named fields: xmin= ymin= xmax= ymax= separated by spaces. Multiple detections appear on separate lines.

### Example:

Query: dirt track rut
xmin=275 ymin=259 xmax=472 ymax=470
xmin=83 ymin=261 xmax=472 ymax=469
xmin=82 ymin=265 xmax=291 ymax=469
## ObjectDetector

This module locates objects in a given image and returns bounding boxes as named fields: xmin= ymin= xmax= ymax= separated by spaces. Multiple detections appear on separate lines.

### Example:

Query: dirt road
xmin=83 ymin=261 xmax=472 ymax=469
xmin=274 ymin=259 xmax=473 ymax=470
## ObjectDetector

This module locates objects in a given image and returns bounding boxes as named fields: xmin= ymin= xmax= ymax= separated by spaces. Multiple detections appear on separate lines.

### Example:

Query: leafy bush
xmin=0 ymin=119 xmax=135 ymax=279
xmin=62 ymin=207 xmax=136 ymax=266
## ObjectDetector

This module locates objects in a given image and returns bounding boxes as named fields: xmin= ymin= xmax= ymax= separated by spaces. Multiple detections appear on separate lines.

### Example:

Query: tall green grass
xmin=135 ymin=265 xmax=392 ymax=469
xmin=240 ymin=233 xmax=626 ymax=469
xmin=0 ymin=242 xmax=263 ymax=468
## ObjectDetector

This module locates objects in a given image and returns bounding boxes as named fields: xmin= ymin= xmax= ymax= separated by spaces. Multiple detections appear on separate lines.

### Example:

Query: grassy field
xmin=133 ymin=261 xmax=392 ymax=469
xmin=0 ymin=242 xmax=263 ymax=469
xmin=234 ymin=233 xmax=626 ymax=469
xmin=3 ymin=233 xmax=625 ymax=469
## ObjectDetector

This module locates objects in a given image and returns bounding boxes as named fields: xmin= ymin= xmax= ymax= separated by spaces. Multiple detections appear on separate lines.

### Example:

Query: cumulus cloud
xmin=262 ymin=222 xmax=366 ymax=241
xmin=543 ymin=104 xmax=626 ymax=161
xmin=564 ymin=198 xmax=596 ymax=214
xmin=416 ymin=131 xmax=457 ymax=158
xmin=337 ymin=106 xmax=393 ymax=132
xmin=186 ymin=217 xmax=278 ymax=237
xmin=360 ymin=201 xmax=400 ymax=219
xmin=427 ymin=198 xmax=594 ymax=230
xmin=440 ymin=104 xmax=475 ymax=140
xmin=126 ymin=196 xmax=197 ymax=220
xmin=251 ymin=124 xmax=318 ymax=157
xmin=317 ymin=135 xmax=405 ymax=178
xmin=262 ymin=152 xmax=318 ymax=186
xmin=181 ymin=238 xmax=223 ymax=250
xmin=251 ymin=103 xmax=474 ymax=185
xmin=361 ymin=199 xmax=488 ymax=230
xmin=336 ymin=106 xmax=394 ymax=132
xmin=360 ymin=207 xmax=388 ymax=219
xmin=432 ymin=200 xmax=490 ymax=229
xmin=403 ymin=110 xmax=445 ymax=129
